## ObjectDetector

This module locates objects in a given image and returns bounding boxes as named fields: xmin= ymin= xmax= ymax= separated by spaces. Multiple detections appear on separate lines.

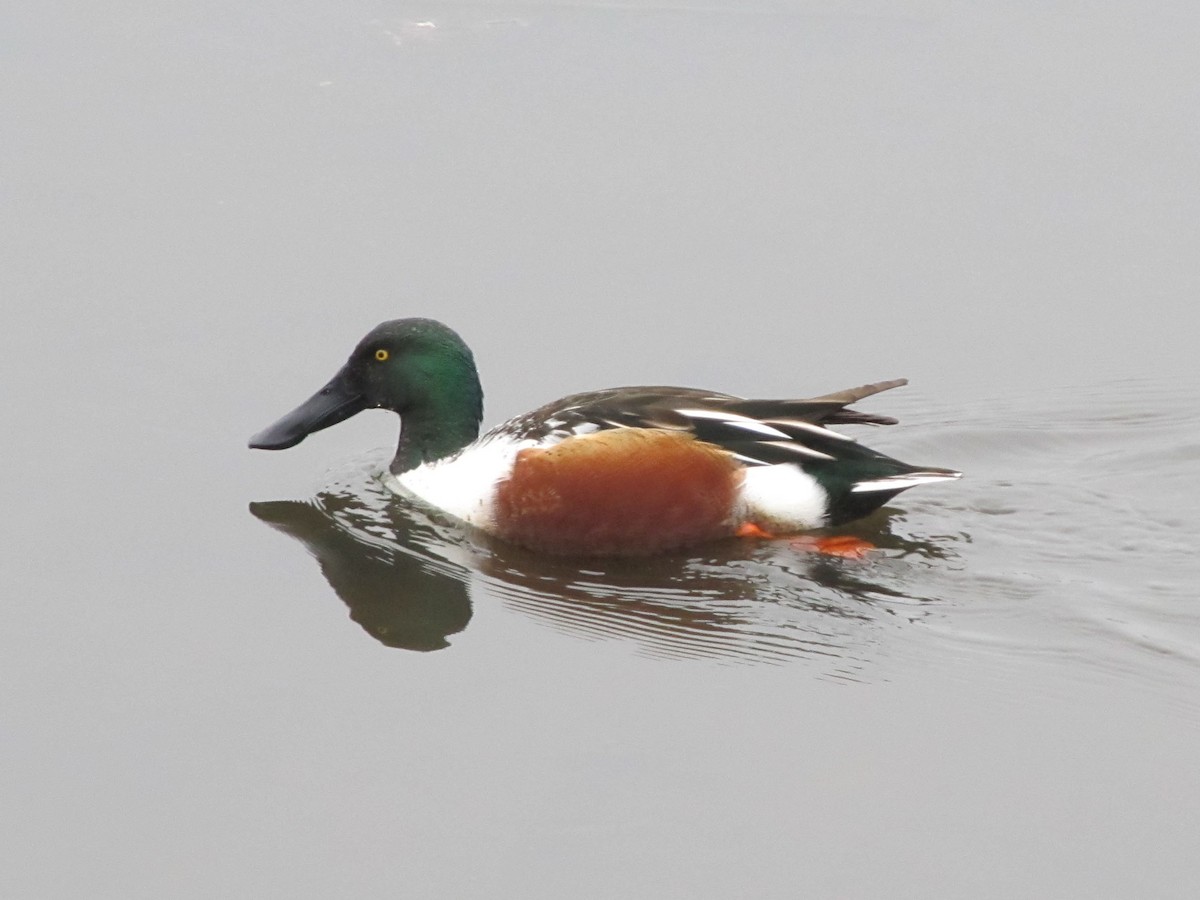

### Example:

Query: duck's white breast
xmin=386 ymin=436 xmax=535 ymax=528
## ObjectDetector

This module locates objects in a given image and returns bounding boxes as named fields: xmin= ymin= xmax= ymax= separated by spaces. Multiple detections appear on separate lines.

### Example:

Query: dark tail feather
xmin=807 ymin=378 xmax=908 ymax=406
xmin=735 ymin=378 xmax=908 ymax=427
xmin=809 ymin=378 xmax=907 ymax=426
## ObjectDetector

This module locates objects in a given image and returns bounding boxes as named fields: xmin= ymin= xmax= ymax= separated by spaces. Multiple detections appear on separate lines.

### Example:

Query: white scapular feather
xmin=762 ymin=418 xmax=854 ymax=441
xmin=850 ymin=471 xmax=962 ymax=493
xmin=673 ymin=408 xmax=792 ymax=439
xmin=760 ymin=441 xmax=836 ymax=461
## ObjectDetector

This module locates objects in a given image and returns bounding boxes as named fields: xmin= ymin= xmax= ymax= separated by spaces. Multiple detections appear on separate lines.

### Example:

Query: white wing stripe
xmin=762 ymin=419 xmax=854 ymax=441
xmin=673 ymin=408 xmax=792 ymax=439
xmin=851 ymin=472 xmax=962 ymax=493
xmin=759 ymin=441 xmax=836 ymax=461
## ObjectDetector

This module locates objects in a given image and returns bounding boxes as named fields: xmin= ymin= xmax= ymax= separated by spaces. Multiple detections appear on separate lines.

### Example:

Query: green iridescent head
xmin=250 ymin=318 xmax=484 ymax=472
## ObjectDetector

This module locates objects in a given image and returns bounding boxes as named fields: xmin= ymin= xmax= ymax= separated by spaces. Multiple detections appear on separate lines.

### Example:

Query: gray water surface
xmin=4 ymin=2 xmax=1199 ymax=898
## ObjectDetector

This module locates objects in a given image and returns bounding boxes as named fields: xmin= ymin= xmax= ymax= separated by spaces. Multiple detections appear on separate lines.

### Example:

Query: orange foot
xmin=790 ymin=534 xmax=878 ymax=559
xmin=735 ymin=522 xmax=776 ymax=539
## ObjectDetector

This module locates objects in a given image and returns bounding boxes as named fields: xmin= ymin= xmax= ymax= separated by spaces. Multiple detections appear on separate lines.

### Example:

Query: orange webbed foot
xmin=735 ymin=522 xmax=776 ymax=539
xmin=790 ymin=534 xmax=878 ymax=559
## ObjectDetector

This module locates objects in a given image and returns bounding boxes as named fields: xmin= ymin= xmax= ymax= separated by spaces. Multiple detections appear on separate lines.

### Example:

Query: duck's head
xmin=249 ymin=318 xmax=483 ymax=472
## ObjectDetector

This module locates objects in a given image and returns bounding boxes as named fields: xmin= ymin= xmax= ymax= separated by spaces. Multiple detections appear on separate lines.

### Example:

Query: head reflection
xmin=250 ymin=495 xmax=473 ymax=651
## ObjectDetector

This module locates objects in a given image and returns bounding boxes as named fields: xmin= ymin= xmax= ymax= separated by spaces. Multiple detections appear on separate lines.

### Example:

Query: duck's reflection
xmin=251 ymin=492 xmax=474 ymax=652
xmin=251 ymin=470 xmax=962 ymax=671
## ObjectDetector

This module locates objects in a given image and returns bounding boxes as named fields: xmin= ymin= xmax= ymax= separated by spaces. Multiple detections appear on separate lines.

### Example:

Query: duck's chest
xmin=388 ymin=436 xmax=531 ymax=527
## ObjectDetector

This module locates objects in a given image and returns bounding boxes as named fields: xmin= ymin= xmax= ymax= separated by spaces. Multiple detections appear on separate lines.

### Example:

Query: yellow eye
xmin=374 ymin=349 xmax=389 ymax=361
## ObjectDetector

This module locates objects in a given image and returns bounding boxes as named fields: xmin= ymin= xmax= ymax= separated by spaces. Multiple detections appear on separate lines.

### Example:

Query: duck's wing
xmin=493 ymin=381 xmax=909 ymax=466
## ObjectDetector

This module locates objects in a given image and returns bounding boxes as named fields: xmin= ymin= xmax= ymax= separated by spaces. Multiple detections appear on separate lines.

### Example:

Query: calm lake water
xmin=5 ymin=1 xmax=1199 ymax=898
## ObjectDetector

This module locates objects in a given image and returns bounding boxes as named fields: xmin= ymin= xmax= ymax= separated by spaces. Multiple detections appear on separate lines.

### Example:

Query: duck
xmin=249 ymin=317 xmax=960 ymax=556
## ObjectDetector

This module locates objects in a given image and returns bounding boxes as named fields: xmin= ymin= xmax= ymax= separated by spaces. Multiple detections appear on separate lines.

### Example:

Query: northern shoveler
xmin=250 ymin=318 xmax=960 ymax=556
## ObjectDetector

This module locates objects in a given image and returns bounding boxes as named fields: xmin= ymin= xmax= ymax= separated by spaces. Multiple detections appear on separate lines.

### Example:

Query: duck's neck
xmin=390 ymin=384 xmax=483 ymax=474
